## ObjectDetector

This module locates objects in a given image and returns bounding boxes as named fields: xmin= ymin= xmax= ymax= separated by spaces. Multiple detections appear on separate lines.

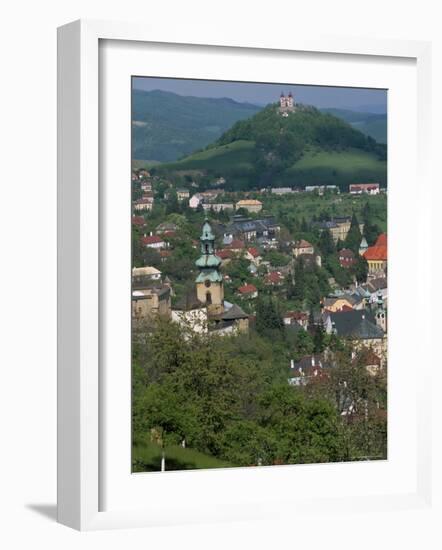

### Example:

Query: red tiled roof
xmin=238 ymin=283 xmax=257 ymax=294
xmin=217 ymin=249 xmax=233 ymax=260
xmin=141 ymin=235 xmax=164 ymax=245
xmin=284 ymin=311 xmax=308 ymax=321
xmin=364 ymin=245 xmax=387 ymax=261
xmin=338 ymin=248 xmax=355 ymax=259
xmin=350 ymin=183 xmax=379 ymax=191
xmin=247 ymin=247 xmax=260 ymax=258
xmin=265 ymin=271 xmax=284 ymax=284
xmin=375 ymin=233 xmax=387 ymax=247
xmin=132 ymin=216 xmax=146 ymax=226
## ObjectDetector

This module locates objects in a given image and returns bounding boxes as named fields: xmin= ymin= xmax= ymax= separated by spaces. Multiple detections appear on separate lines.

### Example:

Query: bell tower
xmin=195 ymin=219 xmax=224 ymax=316
xmin=375 ymin=291 xmax=387 ymax=333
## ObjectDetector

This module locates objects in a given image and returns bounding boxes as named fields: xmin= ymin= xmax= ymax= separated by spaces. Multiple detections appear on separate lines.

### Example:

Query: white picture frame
xmin=57 ymin=19 xmax=433 ymax=531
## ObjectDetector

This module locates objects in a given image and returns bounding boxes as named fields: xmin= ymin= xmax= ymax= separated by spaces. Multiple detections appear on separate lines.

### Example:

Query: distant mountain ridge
xmin=320 ymin=108 xmax=387 ymax=144
xmin=132 ymin=89 xmax=261 ymax=161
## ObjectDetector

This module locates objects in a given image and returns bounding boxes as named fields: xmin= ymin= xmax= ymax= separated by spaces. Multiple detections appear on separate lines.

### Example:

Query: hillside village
xmin=132 ymin=166 xmax=387 ymax=386
xmin=131 ymin=92 xmax=388 ymax=470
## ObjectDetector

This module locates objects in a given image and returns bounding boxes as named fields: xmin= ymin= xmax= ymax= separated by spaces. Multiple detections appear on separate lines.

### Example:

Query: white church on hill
xmin=278 ymin=91 xmax=295 ymax=116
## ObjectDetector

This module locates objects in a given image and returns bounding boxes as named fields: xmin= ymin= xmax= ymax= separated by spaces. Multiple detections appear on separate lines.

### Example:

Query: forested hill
xmin=158 ymin=103 xmax=387 ymax=191
xmin=320 ymin=108 xmax=387 ymax=144
xmin=132 ymin=89 xmax=261 ymax=162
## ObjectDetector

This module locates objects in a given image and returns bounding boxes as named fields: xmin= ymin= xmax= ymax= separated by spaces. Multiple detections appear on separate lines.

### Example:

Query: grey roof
xmin=367 ymin=277 xmax=388 ymax=292
xmin=173 ymin=289 xmax=204 ymax=311
xmin=225 ymin=217 xmax=280 ymax=236
xmin=221 ymin=303 xmax=248 ymax=321
xmin=293 ymin=354 xmax=334 ymax=370
xmin=329 ymin=309 xmax=384 ymax=339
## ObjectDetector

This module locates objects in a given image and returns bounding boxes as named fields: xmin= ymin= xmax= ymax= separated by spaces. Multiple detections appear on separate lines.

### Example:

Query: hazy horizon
xmin=133 ymin=76 xmax=387 ymax=114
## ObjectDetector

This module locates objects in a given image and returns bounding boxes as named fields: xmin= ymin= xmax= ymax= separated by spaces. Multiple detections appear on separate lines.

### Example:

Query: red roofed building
xmin=293 ymin=239 xmax=314 ymax=257
xmin=264 ymin=271 xmax=284 ymax=286
xmin=237 ymin=283 xmax=258 ymax=299
xmin=363 ymin=233 xmax=387 ymax=273
xmin=141 ymin=234 xmax=165 ymax=249
xmin=245 ymin=247 xmax=262 ymax=264
xmin=132 ymin=216 xmax=146 ymax=227
xmin=283 ymin=311 xmax=309 ymax=328
xmin=349 ymin=183 xmax=380 ymax=195
xmin=338 ymin=248 xmax=356 ymax=268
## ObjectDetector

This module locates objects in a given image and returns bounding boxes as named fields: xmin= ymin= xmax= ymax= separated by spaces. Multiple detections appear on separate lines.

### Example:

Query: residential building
xmin=132 ymin=215 xmax=146 ymax=227
xmin=156 ymin=222 xmax=178 ymax=235
xmin=349 ymin=183 xmax=380 ymax=195
xmin=133 ymin=197 xmax=154 ymax=211
xmin=323 ymin=309 xmax=387 ymax=361
xmin=293 ymin=239 xmax=314 ymax=257
xmin=317 ymin=217 xmax=364 ymax=244
xmin=189 ymin=193 xmax=203 ymax=209
xmin=288 ymin=355 xmax=331 ymax=386
xmin=176 ymin=188 xmax=190 ymax=201
xmin=237 ymin=283 xmax=258 ymax=299
xmin=141 ymin=234 xmax=165 ymax=249
xmin=283 ymin=311 xmax=309 ymax=329
xmin=132 ymin=266 xmax=162 ymax=282
xmin=245 ymin=247 xmax=262 ymax=264
xmin=235 ymin=199 xmax=263 ymax=213
xmin=338 ymin=248 xmax=356 ymax=268
xmin=202 ymin=202 xmax=235 ymax=212
xmin=264 ymin=271 xmax=284 ymax=286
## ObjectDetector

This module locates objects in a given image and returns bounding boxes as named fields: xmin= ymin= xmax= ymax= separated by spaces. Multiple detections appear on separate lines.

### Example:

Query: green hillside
xmin=132 ymin=89 xmax=261 ymax=162
xmin=285 ymin=148 xmax=387 ymax=187
xmin=157 ymin=103 xmax=387 ymax=190
xmin=133 ymin=441 xmax=234 ymax=472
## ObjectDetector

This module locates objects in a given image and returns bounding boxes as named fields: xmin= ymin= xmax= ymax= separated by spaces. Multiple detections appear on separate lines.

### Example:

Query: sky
xmin=132 ymin=76 xmax=387 ymax=113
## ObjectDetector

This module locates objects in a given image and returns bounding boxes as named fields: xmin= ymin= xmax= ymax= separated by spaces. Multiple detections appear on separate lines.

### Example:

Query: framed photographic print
xmin=57 ymin=20 xmax=432 ymax=530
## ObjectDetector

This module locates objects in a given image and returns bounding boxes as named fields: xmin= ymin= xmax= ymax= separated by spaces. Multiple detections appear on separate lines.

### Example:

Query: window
xmin=206 ymin=292 xmax=212 ymax=304
xmin=205 ymin=280 xmax=211 ymax=288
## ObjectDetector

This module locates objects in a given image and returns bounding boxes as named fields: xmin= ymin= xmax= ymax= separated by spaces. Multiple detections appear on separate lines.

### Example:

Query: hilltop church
xmin=278 ymin=91 xmax=296 ymax=116
xmin=172 ymin=219 xmax=249 ymax=335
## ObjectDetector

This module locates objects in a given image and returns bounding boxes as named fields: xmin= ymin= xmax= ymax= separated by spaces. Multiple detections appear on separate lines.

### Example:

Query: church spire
xmin=195 ymin=219 xmax=224 ymax=314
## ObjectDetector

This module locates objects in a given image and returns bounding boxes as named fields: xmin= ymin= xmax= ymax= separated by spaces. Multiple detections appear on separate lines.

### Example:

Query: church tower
xmin=374 ymin=291 xmax=387 ymax=333
xmin=195 ymin=219 xmax=224 ymax=316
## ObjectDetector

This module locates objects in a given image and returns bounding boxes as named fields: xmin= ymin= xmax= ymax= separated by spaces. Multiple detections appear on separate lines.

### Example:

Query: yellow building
xmin=235 ymin=199 xmax=263 ymax=213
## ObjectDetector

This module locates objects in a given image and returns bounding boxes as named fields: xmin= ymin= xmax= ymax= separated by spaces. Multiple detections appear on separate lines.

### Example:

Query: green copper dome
xmin=200 ymin=220 xmax=216 ymax=242
xmin=195 ymin=254 xmax=221 ymax=268
xmin=195 ymin=270 xmax=223 ymax=284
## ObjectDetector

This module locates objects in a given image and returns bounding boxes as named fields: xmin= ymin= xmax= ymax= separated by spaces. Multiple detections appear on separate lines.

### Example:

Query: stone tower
xmin=374 ymin=291 xmax=387 ymax=333
xmin=195 ymin=219 xmax=224 ymax=316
